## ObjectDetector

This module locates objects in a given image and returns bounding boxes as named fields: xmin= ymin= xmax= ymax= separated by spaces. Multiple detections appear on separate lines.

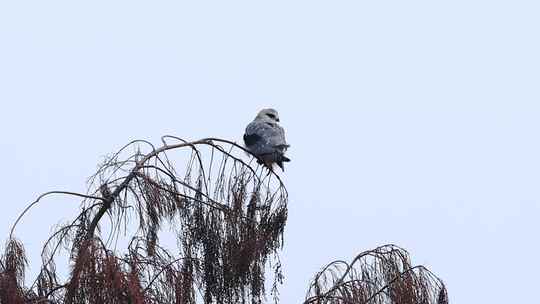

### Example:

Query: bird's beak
xmin=276 ymin=118 xmax=280 ymax=122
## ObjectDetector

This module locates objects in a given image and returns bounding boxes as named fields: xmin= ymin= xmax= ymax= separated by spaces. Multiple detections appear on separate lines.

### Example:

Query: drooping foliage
xmin=1 ymin=136 xmax=449 ymax=304
xmin=3 ymin=137 xmax=288 ymax=304
xmin=304 ymin=245 xmax=448 ymax=304
xmin=0 ymin=238 xmax=27 ymax=304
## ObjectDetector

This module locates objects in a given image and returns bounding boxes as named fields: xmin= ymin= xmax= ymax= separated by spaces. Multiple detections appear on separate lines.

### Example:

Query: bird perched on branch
xmin=243 ymin=108 xmax=290 ymax=171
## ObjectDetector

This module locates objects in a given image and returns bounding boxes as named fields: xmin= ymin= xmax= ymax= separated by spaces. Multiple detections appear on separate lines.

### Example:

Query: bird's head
xmin=256 ymin=108 xmax=280 ymax=122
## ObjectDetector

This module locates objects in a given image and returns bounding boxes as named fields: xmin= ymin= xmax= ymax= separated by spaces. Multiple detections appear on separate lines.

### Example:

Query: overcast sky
xmin=1 ymin=1 xmax=539 ymax=303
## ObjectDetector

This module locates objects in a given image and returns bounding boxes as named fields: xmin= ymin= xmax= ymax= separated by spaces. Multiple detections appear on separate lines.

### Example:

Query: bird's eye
xmin=267 ymin=113 xmax=276 ymax=119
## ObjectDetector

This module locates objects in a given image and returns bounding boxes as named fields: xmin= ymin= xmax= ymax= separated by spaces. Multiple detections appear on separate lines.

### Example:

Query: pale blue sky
xmin=1 ymin=1 xmax=539 ymax=303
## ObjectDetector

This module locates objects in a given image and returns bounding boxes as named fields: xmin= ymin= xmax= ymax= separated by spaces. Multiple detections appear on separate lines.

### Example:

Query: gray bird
xmin=243 ymin=108 xmax=290 ymax=171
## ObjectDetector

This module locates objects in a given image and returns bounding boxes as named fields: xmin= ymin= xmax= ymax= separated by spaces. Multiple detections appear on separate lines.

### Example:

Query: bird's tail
xmin=276 ymin=155 xmax=291 ymax=171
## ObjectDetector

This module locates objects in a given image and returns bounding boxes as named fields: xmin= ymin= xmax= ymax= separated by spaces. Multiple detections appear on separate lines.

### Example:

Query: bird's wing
xmin=244 ymin=121 xmax=287 ymax=155
xmin=273 ymin=124 xmax=289 ymax=149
